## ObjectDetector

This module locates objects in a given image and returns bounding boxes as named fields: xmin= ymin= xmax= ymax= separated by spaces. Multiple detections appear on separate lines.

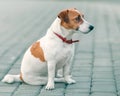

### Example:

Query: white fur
xmin=2 ymin=16 xmax=93 ymax=89
xmin=2 ymin=18 xmax=76 ymax=89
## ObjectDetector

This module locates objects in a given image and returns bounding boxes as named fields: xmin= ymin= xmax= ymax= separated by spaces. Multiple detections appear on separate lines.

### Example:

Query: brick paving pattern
xmin=0 ymin=1 xmax=120 ymax=96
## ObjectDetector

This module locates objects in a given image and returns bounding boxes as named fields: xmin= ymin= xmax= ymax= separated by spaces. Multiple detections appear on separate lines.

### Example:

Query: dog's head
xmin=58 ymin=8 xmax=94 ymax=34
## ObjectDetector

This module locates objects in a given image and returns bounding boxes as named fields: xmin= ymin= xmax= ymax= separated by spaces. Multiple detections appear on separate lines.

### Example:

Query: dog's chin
xmin=76 ymin=28 xmax=91 ymax=34
xmin=81 ymin=29 xmax=92 ymax=34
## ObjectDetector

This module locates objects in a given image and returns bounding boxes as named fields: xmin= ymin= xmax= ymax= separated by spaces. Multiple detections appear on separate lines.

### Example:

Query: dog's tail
xmin=1 ymin=74 xmax=22 ymax=84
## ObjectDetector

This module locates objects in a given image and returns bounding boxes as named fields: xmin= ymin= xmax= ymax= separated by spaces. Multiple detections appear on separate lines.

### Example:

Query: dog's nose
xmin=89 ymin=25 xmax=94 ymax=30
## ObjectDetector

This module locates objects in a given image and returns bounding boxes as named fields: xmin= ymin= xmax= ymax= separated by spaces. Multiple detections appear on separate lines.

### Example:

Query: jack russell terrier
xmin=2 ymin=8 xmax=94 ymax=90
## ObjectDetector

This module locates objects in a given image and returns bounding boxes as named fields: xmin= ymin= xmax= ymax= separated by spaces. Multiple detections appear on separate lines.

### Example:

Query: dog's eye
xmin=75 ymin=15 xmax=81 ymax=22
xmin=82 ymin=15 xmax=84 ymax=18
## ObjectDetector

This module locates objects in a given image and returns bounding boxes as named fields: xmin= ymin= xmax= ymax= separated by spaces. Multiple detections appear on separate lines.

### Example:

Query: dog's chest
xmin=59 ymin=44 xmax=71 ymax=57
xmin=55 ymin=44 xmax=72 ymax=66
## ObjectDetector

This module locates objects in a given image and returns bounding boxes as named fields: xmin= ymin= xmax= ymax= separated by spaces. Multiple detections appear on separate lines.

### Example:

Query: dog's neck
xmin=47 ymin=17 xmax=75 ymax=40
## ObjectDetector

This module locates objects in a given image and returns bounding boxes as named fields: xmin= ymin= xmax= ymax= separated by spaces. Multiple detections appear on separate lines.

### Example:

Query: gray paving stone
xmin=93 ymin=73 xmax=114 ymax=79
xmin=65 ymin=93 xmax=89 ymax=96
xmin=92 ymin=81 xmax=115 ymax=85
xmin=73 ymin=76 xmax=91 ymax=82
xmin=12 ymin=84 xmax=42 ymax=96
xmin=72 ymin=66 xmax=92 ymax=72
xmin=55 ymin=83 xmax=66 ymax=89
xmin=72 ymin=71 xmax=91 ymax=77
xmin=94 ymin=59 xmax=112 ymax=66
xmin=0 ymin=93 xmax=12 ymax=96
xmin=65 ymin=88 xmax=90 ymax=94
xmin=0 ymin=86 xmax=16 ymax=92
xmin=39 ymin=88 xmax=65 ymax=96
xmin=90 ymin=92 xmax=117 ymax=96
xmin=67 ymin=82 xmax=90 ymax=89
xmin=93 ymin=66 xmax=113 ymax=72
xmin=91 ymin=84 xmax=116 ymax=92
xmin=118 ymin=91 xmax=120 ymax=96
xmin=92 ymin=78 xmax=115 ymax=83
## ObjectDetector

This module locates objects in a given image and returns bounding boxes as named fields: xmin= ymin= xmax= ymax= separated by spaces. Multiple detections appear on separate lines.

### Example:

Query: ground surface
xmin=0 ymin=1 xmax=120 ymax=96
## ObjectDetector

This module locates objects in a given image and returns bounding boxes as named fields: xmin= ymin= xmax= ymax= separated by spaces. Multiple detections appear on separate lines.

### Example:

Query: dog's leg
xmin=63 ymin=62 xmax=76 ymax=84
xmin=45 ymin=61 xmax=56 ymax=90
xmin=62 ymin=44 xmax=76 ymax=84
xmin=56 ymin=44 xmax=75 ymax=78
xmin=69 ymin=44 xmax=75 ymax=75
xmin=55 ymin=69 xmax=63 ymax=78
xmin=54 ymin=77 xmax=65 ymax=83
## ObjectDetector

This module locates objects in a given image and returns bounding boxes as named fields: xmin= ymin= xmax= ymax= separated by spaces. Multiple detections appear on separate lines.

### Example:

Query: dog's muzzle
xmin=78 ymin=19 xmax=94 ymax=34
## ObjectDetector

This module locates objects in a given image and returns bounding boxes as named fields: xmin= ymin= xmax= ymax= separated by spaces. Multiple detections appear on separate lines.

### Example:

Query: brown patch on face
xmin=58 ymin=8 xmax=84 ymax=30
xmin=58 ymin=9 xmax=69 ymax=23
xmin=30 ymin=42 xmax=45 ymax=62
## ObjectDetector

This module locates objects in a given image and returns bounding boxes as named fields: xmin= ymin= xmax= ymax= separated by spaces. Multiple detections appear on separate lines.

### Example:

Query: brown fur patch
xmin=30 ymin=42 xmax=45 ymax=62
xmin=58 ymin=8 xmax=84 ymax=30
xmin=20 ymin=72 xmax=24 ymax=81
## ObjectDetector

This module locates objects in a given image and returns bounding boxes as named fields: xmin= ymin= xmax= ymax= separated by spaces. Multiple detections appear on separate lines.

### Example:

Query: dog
xmin=2 ymin=8 xmax=94 ymax=90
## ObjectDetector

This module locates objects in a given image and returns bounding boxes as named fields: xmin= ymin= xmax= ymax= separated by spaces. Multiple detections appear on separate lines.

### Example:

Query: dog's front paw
xmin=65 ymin=76 xmax=76 ymax=84
xmin=45 ymin=82 xmax=55 ymax=90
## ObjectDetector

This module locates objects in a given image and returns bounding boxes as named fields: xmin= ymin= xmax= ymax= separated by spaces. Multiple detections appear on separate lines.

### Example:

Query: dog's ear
xmin=58 ymin=10 xmax=69 ymax=23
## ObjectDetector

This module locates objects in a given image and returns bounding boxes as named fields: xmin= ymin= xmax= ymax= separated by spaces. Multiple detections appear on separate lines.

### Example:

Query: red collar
xmin=54 ymin=32 xmax=79 ymax=44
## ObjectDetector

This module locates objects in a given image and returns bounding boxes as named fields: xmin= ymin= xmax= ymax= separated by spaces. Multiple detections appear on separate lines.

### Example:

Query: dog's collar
xmin=54 ymin=32 xmax=79 ymax=44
